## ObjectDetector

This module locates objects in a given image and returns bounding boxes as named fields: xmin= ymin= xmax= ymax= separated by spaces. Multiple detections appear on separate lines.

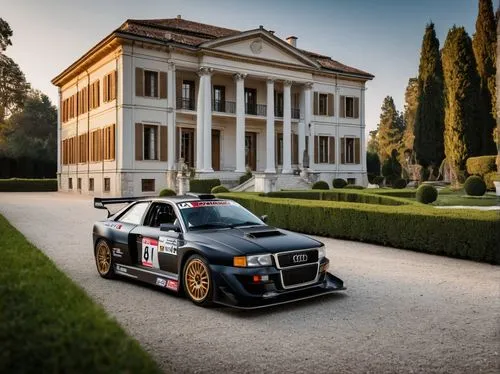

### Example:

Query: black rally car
xmin=93 ymin=194 xmax=345 ymax=309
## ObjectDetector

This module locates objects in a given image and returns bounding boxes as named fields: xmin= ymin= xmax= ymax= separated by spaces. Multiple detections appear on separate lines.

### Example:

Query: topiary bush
xmin=464 ymin=176 xmax=486 ymax=196
xmin=189 ymin=179 xmax=221 ymax=193
xmin=311 ymin=181 xmax=330 ymax=190
xmin=373 ymin=176 xmax=384 ymax=186
xmin=466 ymin=156 xmax=496 ymax=177
xmin=484 ymin=172 xmax=500 ymax=191
xmin=159 ymin=188 xmax=176 ymax=197
xmin=393 ymin=178 xmax=407 ymax=189
xmin=416 ymin=184 xmax=438 ymax=204
xmin=332 ymin=178 xmax=347 ymax=189
xmin=239 ymin=171 xmax=253 ymax=185
xmin=211 ymin=185 xmax=229 ymax=193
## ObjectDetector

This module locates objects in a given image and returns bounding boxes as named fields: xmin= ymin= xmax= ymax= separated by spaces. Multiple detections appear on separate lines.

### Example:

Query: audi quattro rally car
xmin=93 ymin=194 xmax=345 ymax=309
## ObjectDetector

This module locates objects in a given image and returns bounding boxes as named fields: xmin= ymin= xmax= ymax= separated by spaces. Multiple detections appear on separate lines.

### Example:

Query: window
xmin=141 ymin=179 xmax=155 ymax=192
xmin=314 ymin=136 xmax=335 ymax=164
xmin=146 ymin=203 xmax=178 ymax=227
xmin=144 ymin=70 xmax=158 ymax=98
xmin=77 ymin=178 xmax=82 ymax=190
xmin=274 ymin=91 xmax=283 ymax=117
xmin=245 ymin=88 xmax=257 ymax=115
xmin=347 ymin=178 xmax=356 ymax=185
xmin=318 ymin=94 xmax=327 ymax=116
xmin=213 ymin=85 xmax=225 ymax=112
xmin=345 ymin=97 xmax=354 ymax=118
xmin=181 ymin=80 xmax=195 ymax=110
xmin=178 ymin=128 xmax=195 ymax=168
xmin=143 ymin=125 xmax=158 ymax=160
xmin=90 ymin=129 xmax=103 ymax=162
xmin=89 ymin=178 xmax=94 ymax=191
xmin=68 ymin=178 xmax=73 ymax=189
xmin=340 ymin=96 xmax=359 ymax=118
xmin=90 ymin=80 xmax=100 ymax=109
xmin=103 ymin=71 xmax=117 ymax=102
xmin=103 ymin=125 xmax=115 ymax=160
xmin=104 ymin=178 xmax=110 ymax=192
xmin=341 ymin=137 xmax=360 ymax=164
xmin=118 ymin=202 xmax=149 ymax=225
xmin=318 ymin=136 xmax=329 ymax=163
xmin=345 ymin=137 xmax=355 ymax=163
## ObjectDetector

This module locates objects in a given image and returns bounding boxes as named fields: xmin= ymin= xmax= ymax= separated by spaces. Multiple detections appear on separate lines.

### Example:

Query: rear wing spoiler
xmin=94 ymin=197 xmax=148 ymax=217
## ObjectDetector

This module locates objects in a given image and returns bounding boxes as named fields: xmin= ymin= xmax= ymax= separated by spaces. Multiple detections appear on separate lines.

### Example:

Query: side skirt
xmin=114 ymin=264 xmax=180 ymax=293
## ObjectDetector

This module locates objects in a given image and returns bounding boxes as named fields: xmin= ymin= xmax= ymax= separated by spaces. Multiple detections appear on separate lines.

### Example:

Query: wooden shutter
xmin=160 ymin=72 xmax=167 ymax=99
xmin=314 ymin=136 xmax=319 ymax=164
xmin=111 ymin=71 xmax=117 ymax=101
xmin=176 ymin=78 xmax=182 ymax=109
xmin=135 ymin=68 xmax=144 ymax=97
xmin=341 ymin=137 xmax=346 ymax=164
xmin=354 ymin=137 xmax=360 ymax=164
xmin=340 ymin=96 xmax=346 ymax=118
xmin=292 ymin=134 xmax=298 ymax=165
xmin=110 ymin=124 xmax=115 ymax=160
xmin=327 ymin=94 xmax=334 ymax=116
xmin=329 ymin=136 xmax=335 ymax=164
xmin=354 ymin=97 xmax=359 ymax=119
xmin=160 ymin=125 xmax=168 ymax=161
xmin=135 ymin=123 xmax=143 ymax=160
xmin=104 ymin=75 xmax=109 ymax=102
xmin=313 ymin=92 xmax=318 ymax=115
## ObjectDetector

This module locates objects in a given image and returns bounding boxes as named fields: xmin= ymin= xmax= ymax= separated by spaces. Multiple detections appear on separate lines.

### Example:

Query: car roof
xmin=137 ymin=195 xmax=226 ymax=204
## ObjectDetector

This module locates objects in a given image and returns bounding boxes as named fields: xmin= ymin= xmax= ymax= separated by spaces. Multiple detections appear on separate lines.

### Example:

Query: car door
xmin=130 ymin=202 xmax=181 ymax=275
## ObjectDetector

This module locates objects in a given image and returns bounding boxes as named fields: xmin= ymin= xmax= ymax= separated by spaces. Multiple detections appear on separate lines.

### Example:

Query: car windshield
xmin=177 ymin=200 xmax=264 ymax=231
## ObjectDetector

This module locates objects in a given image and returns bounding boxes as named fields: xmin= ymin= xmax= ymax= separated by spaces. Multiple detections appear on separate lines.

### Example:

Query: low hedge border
xmin=0 ymin=178 xmax=57 ymax=192
xmin=0 ymin=214 xmax=161 ymax=373
xmin=219 ymin=193 xmax=500 ymax=264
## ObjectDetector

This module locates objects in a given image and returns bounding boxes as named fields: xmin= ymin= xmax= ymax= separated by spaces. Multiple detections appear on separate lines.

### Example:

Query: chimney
xmin=286 ymin=36 xmax=297 ymax=48
xmin=176 ymin=15 xmax=182 ymax=19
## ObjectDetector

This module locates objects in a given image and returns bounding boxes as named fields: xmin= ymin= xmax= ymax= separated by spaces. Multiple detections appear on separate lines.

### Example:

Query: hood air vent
xmin=245 ymin=230 xmax=283 ymax=239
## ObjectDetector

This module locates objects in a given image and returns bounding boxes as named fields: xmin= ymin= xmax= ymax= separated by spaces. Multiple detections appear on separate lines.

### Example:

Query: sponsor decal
xmin=159 ymin=236 xmax=178 ymax=255
xmin=141 ymin=238 xmax=159 ymax=268
xmin=112 ymin=248 xmax=123 ymax=258
xmin=116 ymin=265 xmax=127 ymax=273
xmin=104 ymin=222 xmax=122 ymax=230
xmin=178 ymin=201 xmax=233 ymax=209
xmin=156 ymin=277 xmax=167 ymax=287
xmin=166 ymin=280 xmax=178 ymax=291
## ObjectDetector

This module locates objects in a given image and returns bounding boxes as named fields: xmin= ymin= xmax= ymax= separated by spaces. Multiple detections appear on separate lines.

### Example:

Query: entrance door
xmin=212 ymin=130 xmax=220 ymax=171
xmin=245 ymin=132 xmax=257 ymax=171
xmin=178 ymin=128 xmax=195 ymax=168
xmin=245 ymin=88 xmax=257 ymax=115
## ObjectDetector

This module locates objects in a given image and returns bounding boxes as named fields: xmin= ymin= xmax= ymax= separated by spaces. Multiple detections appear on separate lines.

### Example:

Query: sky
xmin=0 ymin=0 xmax=492 ymax=136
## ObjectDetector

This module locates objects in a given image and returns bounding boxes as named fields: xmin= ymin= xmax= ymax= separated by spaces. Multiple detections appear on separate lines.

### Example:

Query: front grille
xmin=281 ymin=264 xmax=318 ymax=288
xmin=277 ymin=249 xmax=318 ymax=268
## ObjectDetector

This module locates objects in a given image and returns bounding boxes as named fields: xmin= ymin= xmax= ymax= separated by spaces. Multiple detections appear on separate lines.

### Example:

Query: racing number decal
xmin=142 ymin=238 xmax=159 ymax=268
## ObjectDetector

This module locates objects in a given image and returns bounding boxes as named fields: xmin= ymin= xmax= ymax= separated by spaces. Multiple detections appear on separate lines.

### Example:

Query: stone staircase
xmin=231 ymin=174 xmax=311 ymax=192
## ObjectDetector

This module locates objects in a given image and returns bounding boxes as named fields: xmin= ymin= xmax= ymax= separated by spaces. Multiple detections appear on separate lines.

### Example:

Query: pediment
xmin=201 ymin=31 xmax=318 ymax=68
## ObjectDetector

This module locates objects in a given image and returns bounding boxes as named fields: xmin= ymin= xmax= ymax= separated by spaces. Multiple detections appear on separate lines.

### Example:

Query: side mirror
xmin=260 ymin=215 xmax=268 ymax=223
xmin=160 ymin=223 xmax=181 ymax=232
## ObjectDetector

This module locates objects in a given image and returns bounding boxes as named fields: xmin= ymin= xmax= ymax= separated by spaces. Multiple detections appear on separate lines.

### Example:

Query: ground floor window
xmin=104 ymin=178 xmax=110 ymax=192
xmin=341 ymin=137 xmax=360 ymax=164
xmin=77 ymin=178 xmax=82 ymax=190
xmin=178 ymin=127 xmax=195 ymax=168
xmin=347 ymin=178 xmax=356 ymax=185
xmin=143 ymin=125 xmax=158 ymax=160
xmin=314 ymin=136 xmax=335 ymax=164
xmin=142 ymin=179 xmax=155 ymax=192
xmin=89 ymin=178 xmax=94 ymax=191
xmin=68 ymin=178 xmax=73 ymax=189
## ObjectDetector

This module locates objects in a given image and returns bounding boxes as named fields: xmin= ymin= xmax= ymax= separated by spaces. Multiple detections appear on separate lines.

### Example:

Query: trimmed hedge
xmin=393 ymin=178 xmax=407 ymax=189
xmin=373 ymin=176 xmax=384 ymax=186
xmin=211 ymin=185 xmax=229 ymax=193
xmin=218 ymin=193 xmax=500 ymax=264
xmin=332 ymin=178 xmax=347 ymax=189
xmin=0 ymin=178 xmax=57 ymax=192
xmin=189 ymin=178 xmax=221 ymax=193
xmin=239 ymin=172 xmax=253 ymax=185
xmin=311 ymin=181 xmax=330 ymax=190
xmin=159 ymin=188 xmax=176 ymax=196
xmin=416 ymin=185 xmax=438 ymax=204
xmin=466 ymin=156 xmax=496 ymax=176
xmin=484 ymin=172 xmax=500 ymax=190
xmin=464 ymin=176 xmax=486 ymax=196
xmin=344 ymin=184 xmax=364 ymax=190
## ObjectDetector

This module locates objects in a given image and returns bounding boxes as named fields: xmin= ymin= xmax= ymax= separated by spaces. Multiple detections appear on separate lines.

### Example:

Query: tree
xmin=377 ymin=96 xmax=403 ymax=162
xmin=442 ymin=26 xmax=482 ymax=181
xmin=472 ymin=0 xmax=497 ymax=154
xmin=2 ymin=90 xmax=57 ymax=161
xmin=402 ymin=78 xmax=419 ymax=153
xmin=413 ymin=23 xmax=445 ymax=168
xmin=367 ymin=129 xmax=379 ymax=154
xmin=0 ymin=18 xmax=12 ymax=52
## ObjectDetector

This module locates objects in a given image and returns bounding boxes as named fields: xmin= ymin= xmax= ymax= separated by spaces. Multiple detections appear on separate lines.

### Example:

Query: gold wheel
xmin=184 ymin=258 xmax=210 ymax=302
xmin=96 ymin=240 xmax=112 ymax=277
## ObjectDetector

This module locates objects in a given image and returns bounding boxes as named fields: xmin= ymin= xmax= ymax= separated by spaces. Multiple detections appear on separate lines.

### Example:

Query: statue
xmin=302 ymin=149 xmax=310 ymax=169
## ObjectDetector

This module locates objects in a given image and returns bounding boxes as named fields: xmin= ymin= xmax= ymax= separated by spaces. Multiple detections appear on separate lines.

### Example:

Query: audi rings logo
xmin=292 ymin=254 xmax=308 ymax=263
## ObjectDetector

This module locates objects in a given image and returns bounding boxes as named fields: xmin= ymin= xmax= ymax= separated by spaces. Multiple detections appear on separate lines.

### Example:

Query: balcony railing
xmin=212 ymin=100 xmax=236 ymax=114
xmin=292 ymin=108 xmax=300 ymax=119
xmin=177 ymin=97 xmax=196 ymax=111
xmin=245 ymin=103 xmax=267 ymax=116
xmin=274 ymin=107 xmax=301 ymax=119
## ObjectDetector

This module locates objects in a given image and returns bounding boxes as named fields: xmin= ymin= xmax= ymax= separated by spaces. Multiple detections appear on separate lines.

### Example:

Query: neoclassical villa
xmin=52 ymin=16 xmax=374 ymax=196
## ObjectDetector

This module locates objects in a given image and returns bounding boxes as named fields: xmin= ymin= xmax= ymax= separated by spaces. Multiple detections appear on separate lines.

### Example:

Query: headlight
xmin=318 ymin=245 xmax=326 ymax=259
xmin=233 ymin=254 xmax=273 ymax=267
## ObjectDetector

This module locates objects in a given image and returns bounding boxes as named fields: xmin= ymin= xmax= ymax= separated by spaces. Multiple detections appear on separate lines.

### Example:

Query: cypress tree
xmin=377 ymin=96 xmax=402 ymax=162
xmin=472 ymin=0 xmax=497 ymax=154
xmin=402 ymin=78 xmax=419 ymax=153
xmin=442 ymin=26 xmax=482 ymax=180
xmin=413 ymin=23 xmax=445 ymax=168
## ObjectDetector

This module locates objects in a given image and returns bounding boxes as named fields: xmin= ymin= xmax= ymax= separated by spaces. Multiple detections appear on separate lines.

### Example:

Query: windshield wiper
xmin=189 ymin=223 xmax=232 ymax=230
xmin=229 ymin=221 xmax=263 ymax=228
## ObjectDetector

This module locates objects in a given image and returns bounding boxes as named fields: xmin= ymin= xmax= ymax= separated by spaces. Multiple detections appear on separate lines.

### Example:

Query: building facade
xmin=52 ymin=17 xmax=374 ymax=196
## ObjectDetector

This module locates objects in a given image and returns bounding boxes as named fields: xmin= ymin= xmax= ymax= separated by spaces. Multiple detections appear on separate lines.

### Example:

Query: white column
xmin=196 ymin=70 xmax=205 ymax=172
xmin=57 ymin=88 xmax=61 ymax=178
xmin=203 ymin=68 xmax=213 ymax=172
xmin=282 ymin=80 xmax=292 ymax=174
xmin=265 ymin=78 xmax=276 ymax=173
xmin=234 ymin=73 xmax=246 ymax=172
xmin=298 ymin=121 xmax=305 ymax=168
xmin=361 ymin=87 xmax=367 ymax=181
xmin=304 ymin=82 xmax=313 ymax=169
xmin=167 ymin=62 xmax=176 ymax=170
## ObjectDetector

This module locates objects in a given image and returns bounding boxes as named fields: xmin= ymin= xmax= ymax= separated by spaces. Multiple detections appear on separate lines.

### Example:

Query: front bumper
xmin=209 ymin=260 xmax=345 ymax=309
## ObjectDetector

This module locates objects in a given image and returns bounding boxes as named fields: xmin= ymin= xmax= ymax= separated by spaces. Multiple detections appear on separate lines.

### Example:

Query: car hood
xmin=186 ymin=225 xmax=322 ymax=255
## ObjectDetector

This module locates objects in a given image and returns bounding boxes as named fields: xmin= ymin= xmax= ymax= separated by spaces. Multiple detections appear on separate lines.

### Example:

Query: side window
xmin=118 ymin=202 xmax=149 ymax=225
xmin=147 ymin=203 xmax=178 ymax=227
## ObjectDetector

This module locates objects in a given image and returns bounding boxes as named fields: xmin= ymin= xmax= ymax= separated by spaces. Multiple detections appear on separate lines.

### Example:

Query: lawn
xmin=0 ymin=214 xmax=162 ymax=374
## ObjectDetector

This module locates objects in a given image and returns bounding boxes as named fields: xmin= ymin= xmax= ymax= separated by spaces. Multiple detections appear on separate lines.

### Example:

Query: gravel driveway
xmin=0 ymin=192 xmax=499 ymax=373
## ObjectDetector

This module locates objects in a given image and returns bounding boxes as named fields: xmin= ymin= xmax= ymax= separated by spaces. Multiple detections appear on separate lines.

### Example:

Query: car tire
xmin=183 ymin=254 xmax=213 ymax=307
xmin=95 ymin=239 xmax=115 ymax=279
